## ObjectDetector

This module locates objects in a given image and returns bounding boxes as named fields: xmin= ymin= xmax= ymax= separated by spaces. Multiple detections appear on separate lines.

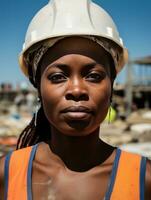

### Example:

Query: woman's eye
xmin=85 ymin=72 xmax=106 ymax=82
xmin=48 ymin=73 xmax=67 ymax=83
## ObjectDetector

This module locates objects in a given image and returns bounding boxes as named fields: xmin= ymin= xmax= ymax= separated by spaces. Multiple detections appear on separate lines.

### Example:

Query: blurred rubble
xmin=0 ymin=83 xmax=36 ymax=157
xmin=0 ymin=103 xmax=32 ymax=157
xmin=101 ymin=109 xmax=151 ymax=159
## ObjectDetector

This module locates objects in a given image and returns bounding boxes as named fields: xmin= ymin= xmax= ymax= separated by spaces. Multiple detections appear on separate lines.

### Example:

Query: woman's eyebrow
xmin=83 ymin=62 xmax=97 ymax=69
xmin=83 ymin=62 xmax=106 ymax=71
xmin=48 ymin=63 xmax=70 ymax=70
xmin=46 ymin=62 xmax=103 ymax=73
xmin=47 ymin=62 xmax=98 ymax=70
xmin=45 ymin=63 xmax=71 ymax=74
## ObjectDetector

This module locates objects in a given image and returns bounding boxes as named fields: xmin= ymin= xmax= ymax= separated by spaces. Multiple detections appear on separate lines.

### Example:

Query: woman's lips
xmin=60 ymin=106 xmax=94 ymax=120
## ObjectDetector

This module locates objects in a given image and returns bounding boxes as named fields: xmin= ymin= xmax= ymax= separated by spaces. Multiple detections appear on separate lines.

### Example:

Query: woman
xmin=0 ymin=0 xmax=151 ymax=199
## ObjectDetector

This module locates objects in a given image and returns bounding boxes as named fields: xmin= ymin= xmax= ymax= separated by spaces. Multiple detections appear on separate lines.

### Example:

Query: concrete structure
xmin=125 ymin=55 xmax=151 ymax=115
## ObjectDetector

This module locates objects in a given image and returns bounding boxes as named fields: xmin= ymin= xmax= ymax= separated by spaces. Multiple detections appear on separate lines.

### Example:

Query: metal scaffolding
xmin=125 ymin=55 xmax=151 ymax=115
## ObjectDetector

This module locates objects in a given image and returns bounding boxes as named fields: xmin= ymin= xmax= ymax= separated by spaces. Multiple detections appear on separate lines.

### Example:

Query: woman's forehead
xmin=40 ymin=37 xmax=111 ymax=72
xmin=42 ymin=54 xmax=107 ymax=76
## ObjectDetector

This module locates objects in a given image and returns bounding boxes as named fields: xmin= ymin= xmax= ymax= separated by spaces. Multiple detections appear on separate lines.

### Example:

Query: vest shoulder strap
xmin=110 ymin=150 xmax=143 ymax=200
xmin=5 ymin=146 xmax=33 ymax=200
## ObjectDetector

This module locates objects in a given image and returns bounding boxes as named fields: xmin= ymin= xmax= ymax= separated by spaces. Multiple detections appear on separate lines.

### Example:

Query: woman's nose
xmin=65 ymin=78 xmax=89 ymax=101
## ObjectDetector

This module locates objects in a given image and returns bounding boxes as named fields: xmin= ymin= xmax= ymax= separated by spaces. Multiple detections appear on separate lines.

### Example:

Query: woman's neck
xmin=48 ymin=127 xmax=114 ymax=172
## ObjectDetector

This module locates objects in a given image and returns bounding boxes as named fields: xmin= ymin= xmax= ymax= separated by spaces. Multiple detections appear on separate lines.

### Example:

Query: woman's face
xmin=40 ymin=38 xmax=112 ymax=136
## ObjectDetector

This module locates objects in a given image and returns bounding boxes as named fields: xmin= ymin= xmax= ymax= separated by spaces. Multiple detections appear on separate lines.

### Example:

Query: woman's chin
xmin=57 ymin=121 xmax=99 ymax=137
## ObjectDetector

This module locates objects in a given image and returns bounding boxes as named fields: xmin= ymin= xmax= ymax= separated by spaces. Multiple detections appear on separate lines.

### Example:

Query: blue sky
xmin=0 ymin=0 xmax=151 ymax=85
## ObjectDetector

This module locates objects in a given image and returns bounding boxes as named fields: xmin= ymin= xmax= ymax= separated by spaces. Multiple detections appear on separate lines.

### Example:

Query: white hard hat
xmin=19 ymin=0 xmax=128 ymax=78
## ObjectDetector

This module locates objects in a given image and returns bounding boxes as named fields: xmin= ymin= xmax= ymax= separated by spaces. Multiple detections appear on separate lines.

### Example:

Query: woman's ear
xmin=37 ymin=83 xmax=42 ymax=100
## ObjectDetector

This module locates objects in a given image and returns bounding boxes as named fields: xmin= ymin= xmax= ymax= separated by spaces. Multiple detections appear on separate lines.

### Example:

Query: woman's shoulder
xmin=0 ymin=155 xmax=5 ymax=177
xmin=145 ymin=159 xmax=151 ymax=199
xmin=119 ymin=149 xmax=151 ymax=199
xmin=0 ymin=145 xmax=35 ymax=185
xmin=0 ymin=145 xmax=37 ymax=199
xmin=0 ymin=155 xmax=6 ymax=198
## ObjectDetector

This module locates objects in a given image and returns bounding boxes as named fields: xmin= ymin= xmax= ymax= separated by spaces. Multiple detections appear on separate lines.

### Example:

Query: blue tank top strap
xmin=140 ymin=156 xmax=146 ymax=200
xmin=104 ymin=148 xmax=121 ymax=200
xmin=4 ymin=151 xmax=13 ymax=200
xmin=27 ymin=143 xmax=39 ymax=200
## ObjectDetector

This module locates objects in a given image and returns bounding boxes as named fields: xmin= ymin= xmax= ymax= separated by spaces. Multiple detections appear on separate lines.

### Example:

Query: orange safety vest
xmin=4 ymin=144 xmax=146 ymax=200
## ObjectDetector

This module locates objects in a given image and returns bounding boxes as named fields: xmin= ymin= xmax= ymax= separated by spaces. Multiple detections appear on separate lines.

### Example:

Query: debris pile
xmin=0 ymin=103 xmax=32 ymax=157
xmin=101 ymin=110 xmax=151 ymax=158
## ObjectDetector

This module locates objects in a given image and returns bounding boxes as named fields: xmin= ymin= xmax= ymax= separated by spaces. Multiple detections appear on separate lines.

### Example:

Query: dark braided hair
xmin=16 ymin=46 xmax=52 ymax=149
xmin=16 ymin=106 xmax=51 ymax=149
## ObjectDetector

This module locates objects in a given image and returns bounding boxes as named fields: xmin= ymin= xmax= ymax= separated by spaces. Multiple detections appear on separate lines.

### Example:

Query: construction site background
xmin=0 ymin=76 xmax=151 ymax=158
